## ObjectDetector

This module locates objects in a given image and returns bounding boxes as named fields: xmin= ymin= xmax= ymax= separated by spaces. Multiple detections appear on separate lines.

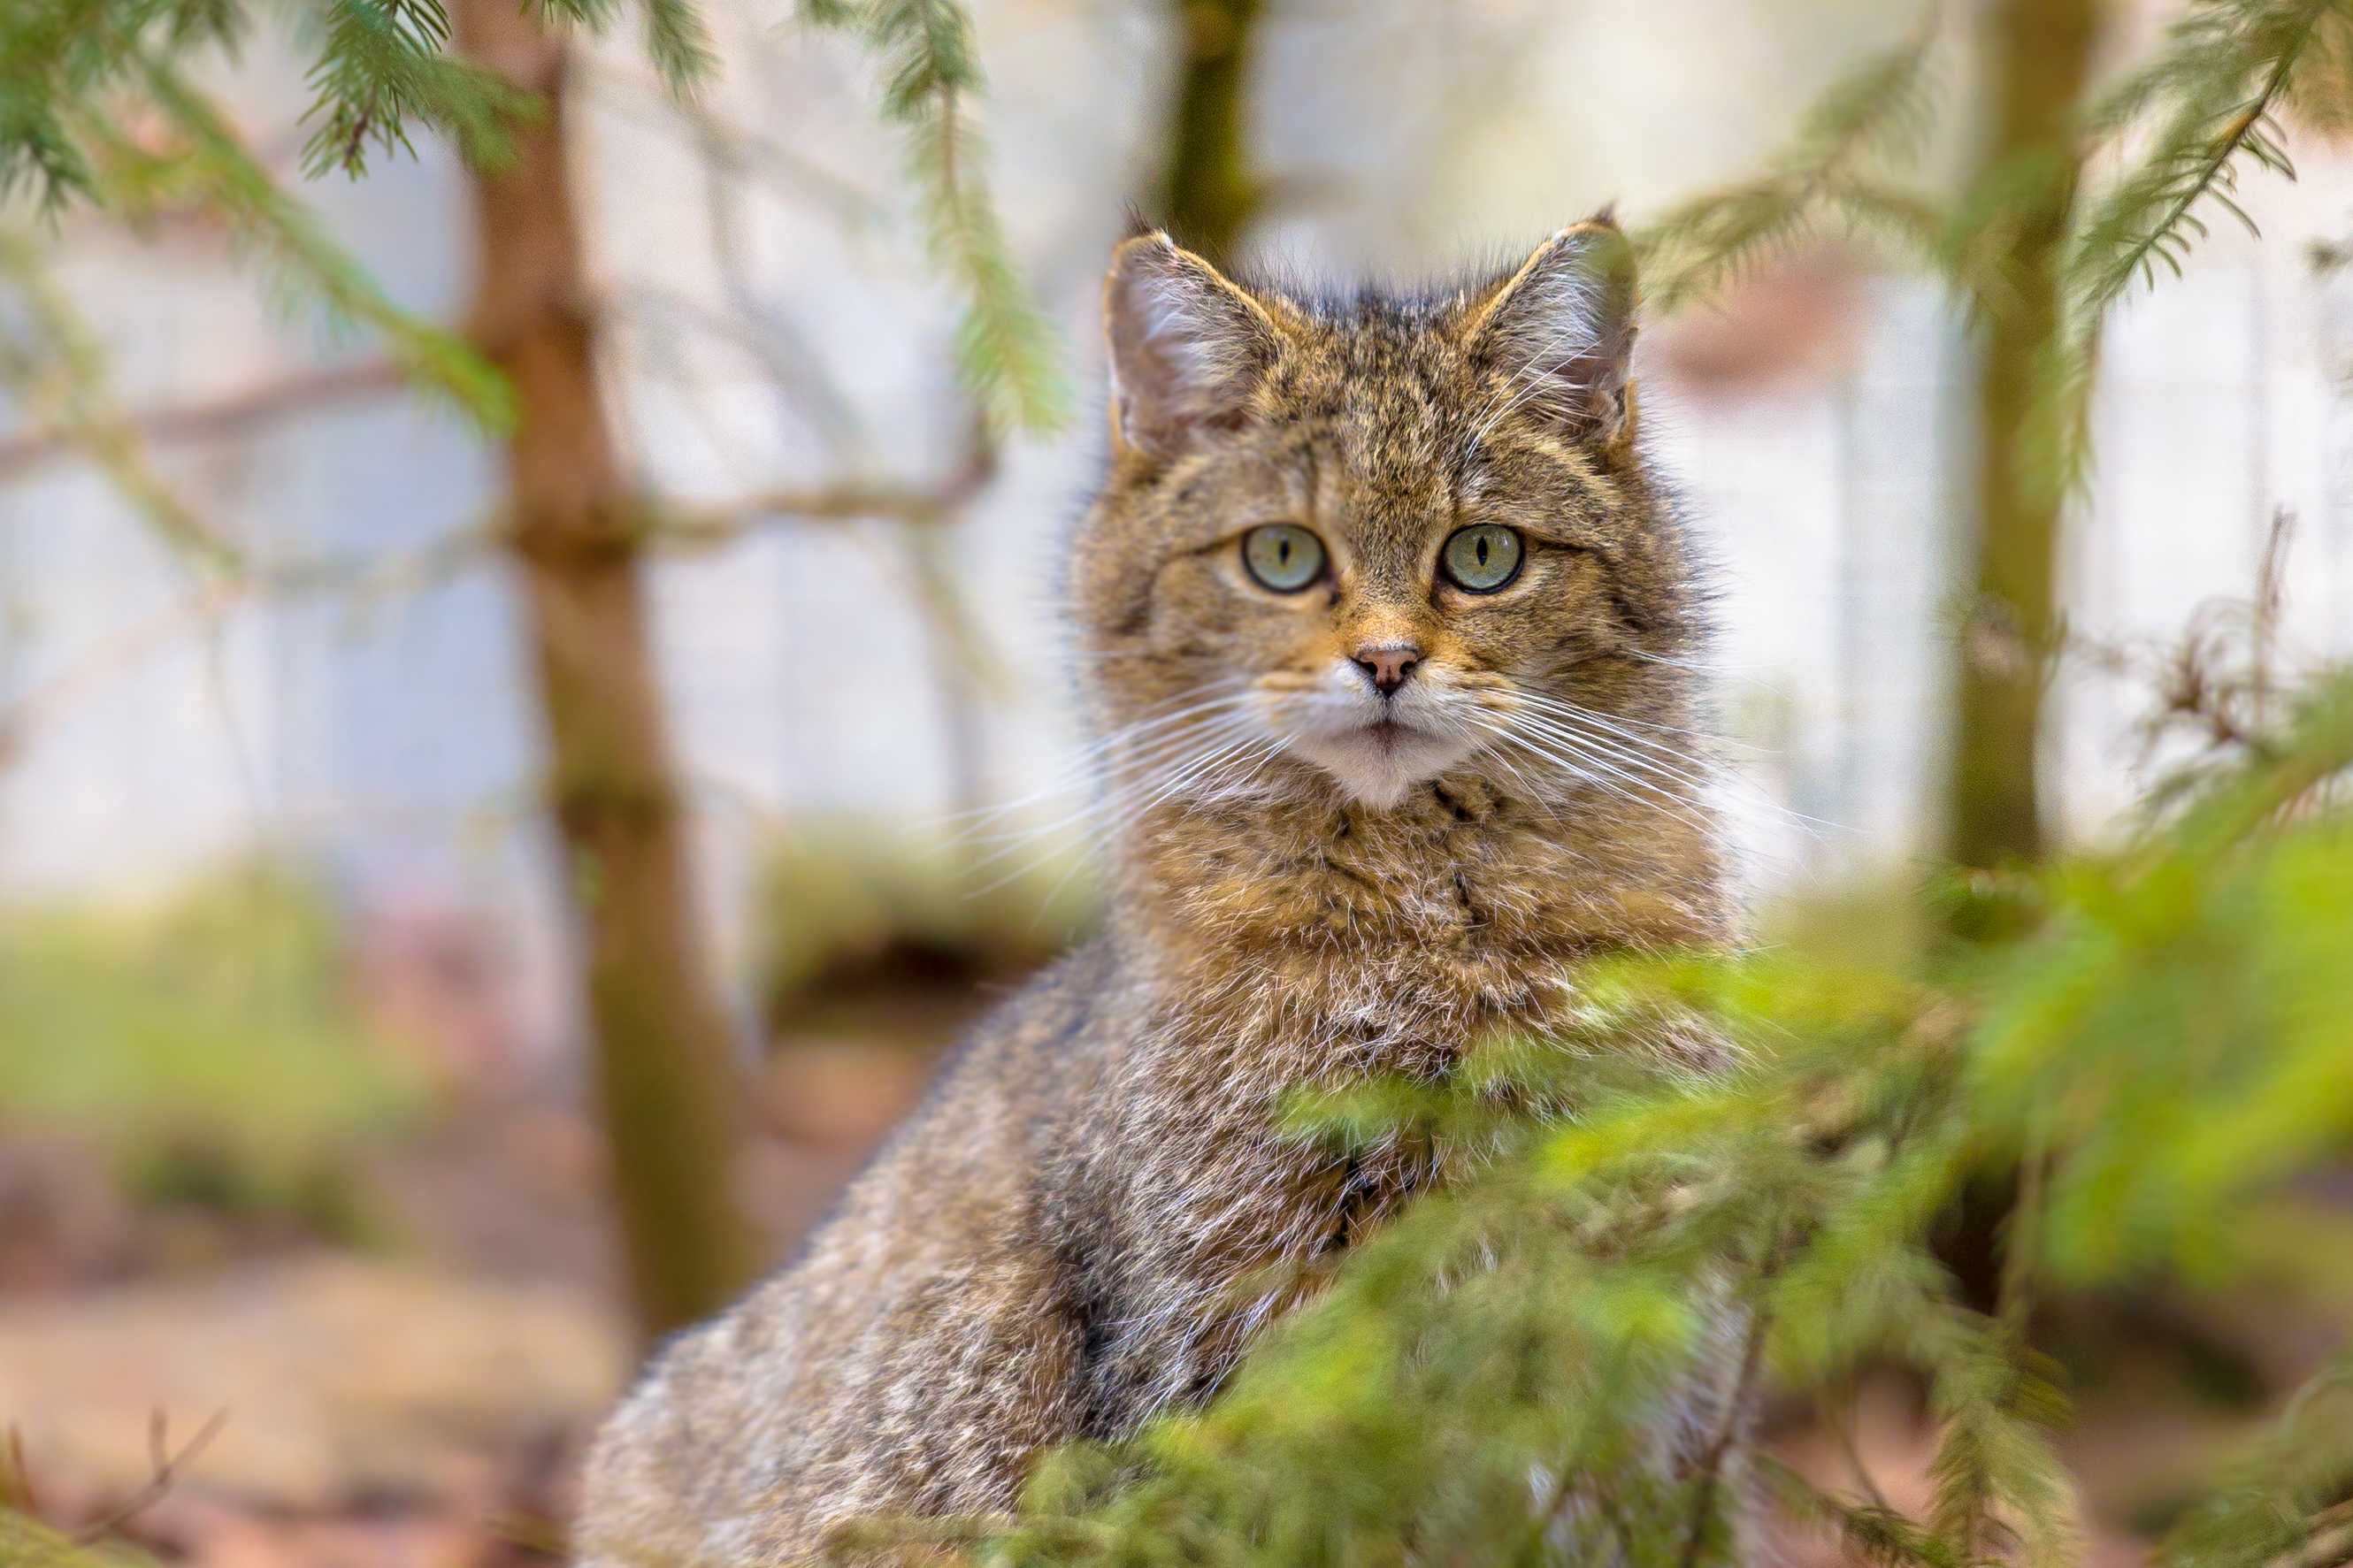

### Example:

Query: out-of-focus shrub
xmin=0 ymin=863 xmax=426 ymax=1243
xmin=756 ymin=818 xmax=1100 ymax=1049
xmin=834 ymin=670 xmax=2353 ymax=1568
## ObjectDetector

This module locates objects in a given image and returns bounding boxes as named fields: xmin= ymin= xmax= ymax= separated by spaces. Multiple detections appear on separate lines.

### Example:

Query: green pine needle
xmin=134 ymin=64 xmax=519 ymax=432
xmin=0 ymin=227 xmax=248 ymax=570
xmin=2019 ymin=0 xmax=2349 ymax=506
xmin=638 ymin=0 xmax=715 ymax=100
xmin=2073 ymin=0 xmax=2338 ymax=312
xmin=1636 ymin=11 xmax=1944 ymax=317
xmin=296 ymin=0 xmax=541 ymax=179
xmin=836 ymin=663 xmax=2353 ymax=1568
xmin=804 ymin=0 xmax=1068 ymax=435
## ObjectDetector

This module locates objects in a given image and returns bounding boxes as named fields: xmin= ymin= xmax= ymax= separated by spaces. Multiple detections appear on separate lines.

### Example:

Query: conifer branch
xmin=113 ymin=64 xmax=518 ymax=431
xmin=0 ymin=229 xmax=245 ymax=570
xmin=634 ymin=0 xmax=716 ymax=100
xmin=0 ymin=0 xmax=710 ymax=209
xmin=2024 ymin=0 xmax=2343 ymax=505
xmin=1636 ymin=13 xmax=1943 ymax=316
xmin=1759 ymin=1455 xmax=1968 ymax=1568
xmin=0 ymin=0 xmax=242 ymax=209
xmin=2071 ymin=0 xmax=2337 ymax=313
xmin=296 ymin=0 xmax=540 ymax=178
xmin=801 ymin=0 xmax=1067 ymax=434
xmin=532 ymin=0 xmax=715 ymax=101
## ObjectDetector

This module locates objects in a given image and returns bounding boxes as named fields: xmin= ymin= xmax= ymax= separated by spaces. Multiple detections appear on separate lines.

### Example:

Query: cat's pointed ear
xmin=1465 ymin=216 xmax=1640 ymax=449
xmin=1104 ymin=232 xmax=1289 ymax=463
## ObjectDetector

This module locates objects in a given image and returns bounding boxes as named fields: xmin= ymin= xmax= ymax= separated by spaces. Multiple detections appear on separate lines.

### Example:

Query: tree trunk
xmin=1945 ymin=0 xmax=2100 ymax=873
xmin=453 ymin=0 xmax=757 ymax=1341
xmin=1162 ymin=0 xmax=1266 ymax=259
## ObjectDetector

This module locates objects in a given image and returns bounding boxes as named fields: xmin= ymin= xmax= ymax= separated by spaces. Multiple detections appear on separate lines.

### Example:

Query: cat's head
xmin=1069 ymin=218 xmax=1705 ymax=817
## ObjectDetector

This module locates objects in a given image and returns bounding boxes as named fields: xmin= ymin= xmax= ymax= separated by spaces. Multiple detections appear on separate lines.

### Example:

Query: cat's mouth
xmin=1283 ymin=711 xmax=1476 ymax=811
xmin=1246 ymin=664 xmax=1486 ymax=811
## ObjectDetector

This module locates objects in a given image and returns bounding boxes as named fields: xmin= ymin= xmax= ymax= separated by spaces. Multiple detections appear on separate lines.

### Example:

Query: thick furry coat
xmin=578 ymin=218 xmax=1736 ymax=1566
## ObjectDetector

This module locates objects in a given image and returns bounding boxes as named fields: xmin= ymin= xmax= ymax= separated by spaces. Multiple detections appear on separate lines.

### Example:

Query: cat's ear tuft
xmin=1104 ymin=233 xmax=1286 ymax=463
xmin=1466 ymin=217 xmax=1639 ymax=449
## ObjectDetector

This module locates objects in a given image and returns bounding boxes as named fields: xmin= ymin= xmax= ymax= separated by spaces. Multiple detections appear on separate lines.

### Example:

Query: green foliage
xmin=2 ymin=0 xmax=1057 ymax=548
xmin=0 ymin=0 xmax=848 ymax=452
xmin=0 ymin=156 xmax=510 ymax=556
xmin=0 ymin=0 xmax=551 ymax=431
xmin=0 ymin=228 xmax=245 ymax=567
xmin=0 ymin=861 xmax=428 ymax=1213
xmin=758 ymin=816 xmax=1096 ymax=1033
xmin=0 ymin=0 xmax=241 ymax=210
xmin=2073 ymin=0 xmax=2323 ymax=307
xmin=109 ymin=62 xmax=517 ymax=424
xmin=0 ymin=1509 xmax=158 ymax=1568
xmin=2035 ymin=0 xmax=2345 ymax=505
xmin=295 ymin=0 xmax=539 ymax=180
xmin=0 ymin=0 xmax=538 ymax=432
xmin=2161 ymin=1355 xmax=2353 ymax=1568
xmin=801 ymin=0 xmax=1068 ymax=435
xmin=1639 ymin=0 xmax=2353 ymax=509
xmin=0 ymin=0 xmax=707 ymax=202
xmin=832 ymin=669 xmax=2353 ymax=1567
xmin=533 ymin=0 xmax=717 ymax=101
xmin=1637 ymin=18 xmax=1944 ymax=317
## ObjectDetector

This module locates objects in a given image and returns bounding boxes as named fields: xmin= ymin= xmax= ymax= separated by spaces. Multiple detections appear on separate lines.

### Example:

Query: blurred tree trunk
xmin=1162 ymin=0 xmax=1265 ymax=258
xmin=1945 ymin=0 xmax=2101 ymax=874
xmin=453 ymin=0 xmax=758 ymax=1341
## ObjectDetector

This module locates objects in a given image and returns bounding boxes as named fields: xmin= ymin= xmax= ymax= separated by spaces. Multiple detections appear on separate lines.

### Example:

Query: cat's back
xmin=576 ymin=937 xmax=1131 ymax=1567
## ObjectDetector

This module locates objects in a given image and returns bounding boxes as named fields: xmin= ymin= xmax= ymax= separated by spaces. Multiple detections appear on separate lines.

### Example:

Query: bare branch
xmin=73 ymin=1408 xmax=229 ymax=1544
xmin=645 ymin=422 xmax=996 ymax=547
xmin=0 ymin=359 xmax=404 ymax=481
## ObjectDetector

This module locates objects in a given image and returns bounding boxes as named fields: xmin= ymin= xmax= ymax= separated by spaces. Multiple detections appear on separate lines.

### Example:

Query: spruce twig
xmin=119 ymin=62 xmax=519 ymax=431
xmin=1636 ymin=9 xmax=1943 ymax=316
xmin=0 ymin=228 xmax=246 ymax=570
xmin=2072 ymin=0 xmax=2335 ymax=310
xmin=2032 ymin=0 xmax=2342 ymax=503
xmin=800 ymin=0 xmax=1066 ymax=434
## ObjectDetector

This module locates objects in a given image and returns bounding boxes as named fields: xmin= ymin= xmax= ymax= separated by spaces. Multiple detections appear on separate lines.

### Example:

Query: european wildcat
xmin=578 ymin=217 xmax=1736 ymax=1566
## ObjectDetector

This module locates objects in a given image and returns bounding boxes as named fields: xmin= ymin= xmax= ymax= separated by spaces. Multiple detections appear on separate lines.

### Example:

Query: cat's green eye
xmin=1440 ymin=524 xmax=1523 ymax=593
xmin=1242 ymin=524 xmax=1327 ymax=593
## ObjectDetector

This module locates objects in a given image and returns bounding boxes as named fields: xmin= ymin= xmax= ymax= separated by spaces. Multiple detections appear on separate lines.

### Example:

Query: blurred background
xmin=3 ymin=0 xmax=2352 ymax=1564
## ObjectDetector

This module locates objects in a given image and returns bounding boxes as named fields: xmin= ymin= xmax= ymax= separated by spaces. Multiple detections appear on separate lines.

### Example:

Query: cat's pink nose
xmin=1353 ymin=643 xmax=1421 ymax=696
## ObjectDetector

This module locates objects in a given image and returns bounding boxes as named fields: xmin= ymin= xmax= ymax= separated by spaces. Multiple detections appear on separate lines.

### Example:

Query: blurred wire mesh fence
xmin=4 ymin=0 xmax=2351 ymax=1067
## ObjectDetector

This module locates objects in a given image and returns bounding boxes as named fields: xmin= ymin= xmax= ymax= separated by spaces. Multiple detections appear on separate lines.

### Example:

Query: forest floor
xmin=0 ymin=1035 xmax=939 ymax=1568
xmin=3 ymin=999 xmax=2348 ymax=1568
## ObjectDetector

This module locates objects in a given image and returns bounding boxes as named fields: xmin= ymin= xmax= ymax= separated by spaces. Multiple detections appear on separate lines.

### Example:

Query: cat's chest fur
xmin=1126 ymin=770 xmax=1698 ymax=1034
xmin=1048 ymin=777 xmax=1628 ymax=1429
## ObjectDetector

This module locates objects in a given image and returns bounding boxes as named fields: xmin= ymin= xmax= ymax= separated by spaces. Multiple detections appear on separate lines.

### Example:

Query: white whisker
xmin=927 ymin=687 xmax=1257 ymax=849
xmin=959 ymin=703 xmax=1285 ymax=893
xmin=1471 ymin=714 xmax=1721 ymax=838
xmin=1491 ymin=696 xmax=1838 ymax=839
xmin=1512 ymin=712 xmax=1715 ymax=796
xmin=1505 ymin=687 xmax=1757 ymax=753
xmin=1469 ymin=308 xmax=1598 ymax=449
xmin=954 ymin=717 xmax=1254 ymax=872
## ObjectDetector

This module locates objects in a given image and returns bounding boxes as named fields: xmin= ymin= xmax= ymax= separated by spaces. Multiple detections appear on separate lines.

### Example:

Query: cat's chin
xmin=1288 ymin=720 xmax=1474 ymax=813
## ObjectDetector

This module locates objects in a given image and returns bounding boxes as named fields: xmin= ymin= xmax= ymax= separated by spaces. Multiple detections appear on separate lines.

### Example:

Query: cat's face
xmin=1071 ymin=222 xmax=1702 ymax=816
